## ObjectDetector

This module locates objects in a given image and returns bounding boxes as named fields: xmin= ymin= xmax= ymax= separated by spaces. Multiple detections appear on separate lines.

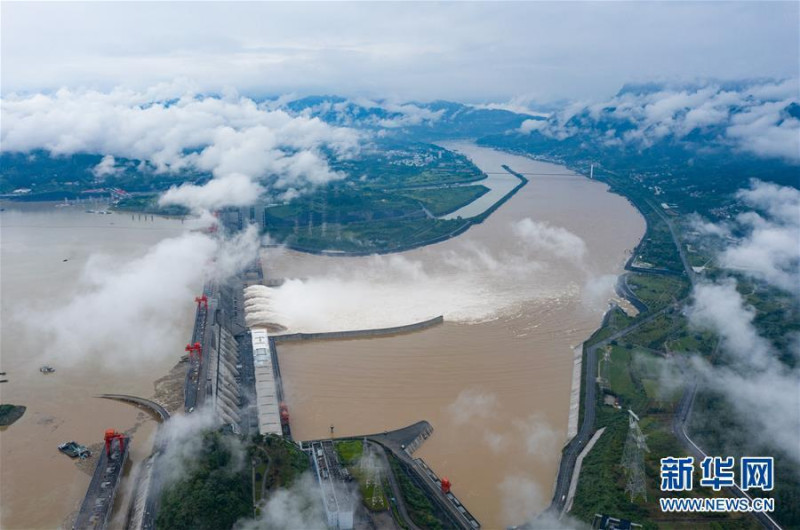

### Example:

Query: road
xmin=550 ymin=197 xmax=693 ymax=513
xmin=646 ymin=199 xmax=697 ymax=287
xmin=371 ymin=441 xmax=423 ymax=530
xmin=548 ymin=305 xmax=673 ymax=513
xmin=672 ymin=380 xmax=783 ymax=530
xmin=616 ymin=273 xmax=648 ymax=313
xmin=361 ymin=421 xmax=476 ymax=529
xmin=550 ymin=198 xmax=780 ymax=529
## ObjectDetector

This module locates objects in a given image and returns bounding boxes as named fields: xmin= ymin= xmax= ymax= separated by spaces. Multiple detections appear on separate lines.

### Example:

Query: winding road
xmin=547 ymin=197 xmax=780 ymax=529
xmin=548 ymin=305 xmax=674 ymax=513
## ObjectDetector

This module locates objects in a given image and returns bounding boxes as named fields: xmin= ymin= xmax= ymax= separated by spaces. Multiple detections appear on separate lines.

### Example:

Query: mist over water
xmin=269 ymin=144 xmax=646 ymax=528
xmin=0 ymin=145 xmax=643 ymax=530
xmin=263 ymin=224 xmax=602 ymax=333
xmin=0 ymin=206 xmax=196 ymax=529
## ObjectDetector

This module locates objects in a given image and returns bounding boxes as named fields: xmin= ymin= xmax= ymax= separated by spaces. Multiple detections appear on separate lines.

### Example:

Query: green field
xmin=113 ymin=194 xmax=189 ymax=216
xmin=626 ymin=274 xmax=690 ymax=311
xmin=335 ymin=440 xmax=390 ymax=512
xmin=335 ymin=439 xmax=363 ymax=465
xmin=252 ymin=142 xmax=497 ymax=253
xmin=251 ymin=434 xmax=310 ymax=504
xmin=271 ymin=215 xmax=471 ymax=254
xmin=398 ymin=185 xmax=489 ymax=216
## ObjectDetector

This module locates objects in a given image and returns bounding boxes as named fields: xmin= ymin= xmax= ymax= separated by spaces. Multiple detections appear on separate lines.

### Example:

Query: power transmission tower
xmin=622 ymin=409 xmax=649 ymax=501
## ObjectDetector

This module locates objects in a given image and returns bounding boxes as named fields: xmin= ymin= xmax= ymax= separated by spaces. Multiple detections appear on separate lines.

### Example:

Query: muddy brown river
xmin=264 ymin=143 xmax=645 ymax=528
xmin=0 ymin=206 xmax=195 ymax=529
xmin=0 ymin=143 xmax=643 ymax=529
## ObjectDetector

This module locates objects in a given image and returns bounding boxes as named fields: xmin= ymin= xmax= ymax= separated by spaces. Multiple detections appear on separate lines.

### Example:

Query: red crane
xmin=280 ymin=402 xmax=290 ymax=426
xmin=185 ymin=342 xmax=202 ymax=362
xmin=440 ymin=477 xmax=451 ymax=495
xmin=104 ymin=429 xmax=126 ymax=457
xmin=195 ymin=294 xmax=208 ymax=309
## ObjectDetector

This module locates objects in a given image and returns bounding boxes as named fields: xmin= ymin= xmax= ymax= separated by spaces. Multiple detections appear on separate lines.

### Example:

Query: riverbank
xmin=266 ymin=143 xmax=645 ymax=528
xmin=281 ymin=163 xmax=529 ymax=256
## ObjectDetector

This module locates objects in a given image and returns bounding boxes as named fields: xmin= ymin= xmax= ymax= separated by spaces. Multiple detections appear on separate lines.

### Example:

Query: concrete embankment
xmin=467 ymin=164 xmax=528 ymax=224
xmin=98 ymin=394 xmax=170 ymax=422
xmin=73 ymin=436 xmax=130 ymax=530
xmin=273 ymin=315 xmax=444 ymax=343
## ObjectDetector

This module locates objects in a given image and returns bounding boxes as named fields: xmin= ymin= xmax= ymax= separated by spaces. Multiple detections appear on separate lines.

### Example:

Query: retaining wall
xmin=273 ymin=315 xmax=444 ymax=343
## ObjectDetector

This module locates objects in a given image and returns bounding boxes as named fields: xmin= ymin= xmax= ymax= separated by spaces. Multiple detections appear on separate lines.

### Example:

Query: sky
xmin=2 ymin=1 xmax=798 ymax=103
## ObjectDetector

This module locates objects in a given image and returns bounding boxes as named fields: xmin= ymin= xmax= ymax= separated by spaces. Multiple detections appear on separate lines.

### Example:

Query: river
xmin=438 ymin=141 xmax=520 ymax=220
xmin=0 ymin=143 xmax=643 ymax=529
xmin=0 ymin=205 xmax=195 ymax=529
xmin=264 ymin=143 xmax=646 ymax=528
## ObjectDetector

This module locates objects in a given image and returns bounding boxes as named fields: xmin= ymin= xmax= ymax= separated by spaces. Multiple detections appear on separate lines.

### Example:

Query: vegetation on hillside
xmin=156 ymin=431 xmax=252 ymax=530
xmin=388 ymin=453 xmax=454 ymax=530
xmin=157 ymin=431 xmax=310 ymax=530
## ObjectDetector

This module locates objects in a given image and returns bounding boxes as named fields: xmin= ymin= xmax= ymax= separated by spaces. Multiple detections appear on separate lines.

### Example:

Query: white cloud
xmin=2 ymin=3 xmax=797 ymax=102
xmin=687 ymin=213 xmax=732 ymax=238
xmin=1 ymin=87 xmax=361 ymax=209
xmin=513 ymin=415 xmax=561 ymax=460
xmin=14 ymin=226 xmax=260 ymax=370
xmin=581 ymin=274 xmax=618 ymax=310
xmin=92 ymin=154 xmax=120 ymax=178
xmin=522 ymin=81 xmax=800 ymax=163
xmin=447 ymin=389 xmax=500 ymax=425
xmin=155 ymin=407 xmax=233 ymax=488
xmin=687 ymin=281 xmax=800 ymax=464
xmin=471 ymin=94 xmax=553 ymax=117
xmin=688 ymin=281 xmax=774 ymax=369
xmin=235 ymin=473 xmax=327 ymax=530
xmin=499 ymin=475 xmax=545 ymax=525
xmin=513 ymin=218 xmax=587 ymax=263
xmin=678 ymin=180 xmax=800 ymax=463
xmin=519 ymin=119 xmax=547 ymax=134
xmin=262 ymin=232 xmax=582 ymax=333
xmin=719 ymin=181 xmax=800 ymax=292
xmin=160 ymin=173 xmax=264 ymax=211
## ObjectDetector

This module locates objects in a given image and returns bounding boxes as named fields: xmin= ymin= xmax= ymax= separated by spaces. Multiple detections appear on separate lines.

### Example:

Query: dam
xmin=72 ymin=432 xmax=130 ymax=530
xmin=262 ymin=143 xmax=646 ymax=527
xmin=251 ymin=328 xmax=284 ymax=436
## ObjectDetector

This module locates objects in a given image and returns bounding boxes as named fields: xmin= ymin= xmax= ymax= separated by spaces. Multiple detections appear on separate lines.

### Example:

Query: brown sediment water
xmin=0 ymin=143 xmax=644 ymax=529
xmin=266 ymin=144 xmax=646 ymax=528
xmin=0 ymin=205 xmax=195 ymax=529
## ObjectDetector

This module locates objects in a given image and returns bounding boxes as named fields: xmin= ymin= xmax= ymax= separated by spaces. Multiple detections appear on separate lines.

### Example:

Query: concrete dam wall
xmin=273 ymin=315 xmax=444 ymax=344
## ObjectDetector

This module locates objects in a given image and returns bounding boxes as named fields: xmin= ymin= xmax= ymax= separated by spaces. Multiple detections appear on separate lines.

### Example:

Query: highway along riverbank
xmin=263 ymin=143 xmax=646 ymax=528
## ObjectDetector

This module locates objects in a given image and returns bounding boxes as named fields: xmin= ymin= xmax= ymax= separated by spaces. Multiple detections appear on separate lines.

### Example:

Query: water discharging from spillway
xmin=264 ymin=143 xmax=646 ymax=528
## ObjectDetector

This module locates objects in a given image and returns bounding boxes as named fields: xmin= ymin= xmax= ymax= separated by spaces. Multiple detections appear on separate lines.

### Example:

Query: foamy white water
xmin=265 ymin=143 xmax=646 ymax=528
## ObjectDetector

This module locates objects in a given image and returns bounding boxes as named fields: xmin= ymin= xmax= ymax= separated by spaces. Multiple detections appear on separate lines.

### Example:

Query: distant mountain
xmin=485 ymin=80 xmax=799 ymax=169
xmin=280 ymin=96 xmax=533 ymax=140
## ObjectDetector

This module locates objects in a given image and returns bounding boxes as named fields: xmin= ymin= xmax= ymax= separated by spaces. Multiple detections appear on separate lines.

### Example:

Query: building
xmin=250 ymin=328 xmax=282 ymax=436
xmin=592 ymin=514 xmax=643 ymax=530
xmin=310 ymin=441 xmax=354 ymax=530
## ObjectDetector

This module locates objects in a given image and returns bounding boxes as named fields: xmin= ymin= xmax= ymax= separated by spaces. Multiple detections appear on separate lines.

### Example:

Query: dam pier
xmin=77 ymin=228 xmax=480 ymax=530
